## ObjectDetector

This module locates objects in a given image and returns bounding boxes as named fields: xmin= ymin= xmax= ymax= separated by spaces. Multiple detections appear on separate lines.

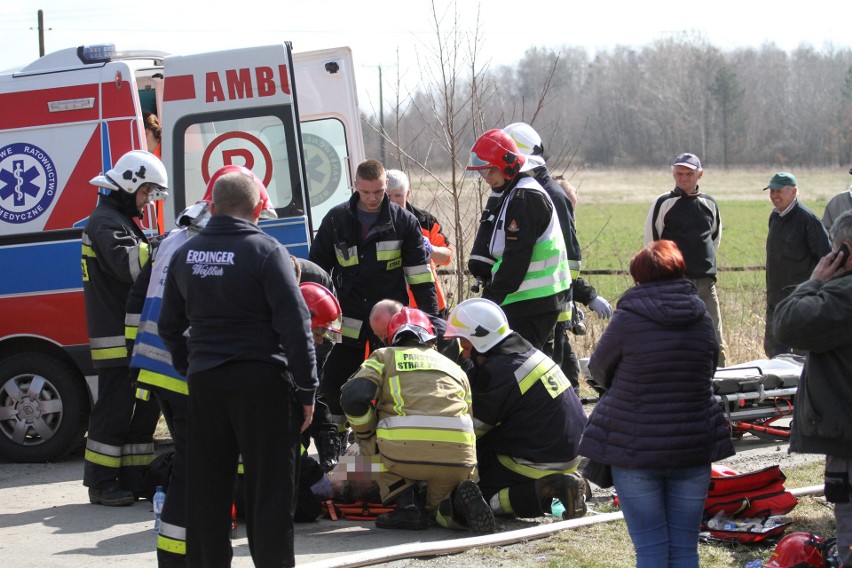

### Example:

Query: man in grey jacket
xmin=774 ymin=210 xmax=852 ymax=568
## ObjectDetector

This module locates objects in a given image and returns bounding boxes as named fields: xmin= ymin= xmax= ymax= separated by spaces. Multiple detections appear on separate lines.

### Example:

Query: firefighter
xmin=127 ymin=165 xmax=277 ymax=565
xmin=340 ymin=307 xmax=495 ymax=534
xmin=309 ymin=159 xmax=439 ymax=451
xmin=82 ymin=150 xmax=168 ymax=506
xmin=465 ymin=129 xmax=571 ymax=351
xmin=444 ymin=298 xmax=588 ymax=521
xmin=502 ymin=122 xmax=612 ymax=389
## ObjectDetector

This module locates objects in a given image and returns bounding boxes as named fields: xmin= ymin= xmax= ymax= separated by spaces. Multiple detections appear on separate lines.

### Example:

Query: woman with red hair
xmin=579 ymin=239 xmax=734 ymax=568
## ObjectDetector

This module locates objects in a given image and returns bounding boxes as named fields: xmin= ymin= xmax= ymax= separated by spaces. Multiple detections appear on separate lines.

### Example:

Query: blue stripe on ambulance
xmin=0 ymin=238 xmax=83 ymax=296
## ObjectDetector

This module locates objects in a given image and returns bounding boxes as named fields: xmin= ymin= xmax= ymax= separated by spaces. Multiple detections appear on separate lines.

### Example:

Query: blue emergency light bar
xmin=78 ymin=44 xmax=117 ymax=64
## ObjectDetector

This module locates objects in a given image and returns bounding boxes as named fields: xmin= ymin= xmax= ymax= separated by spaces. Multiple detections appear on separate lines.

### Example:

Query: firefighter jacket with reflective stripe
xmin=130 ymin=228 xmax=190 ymax=395
xmin=486 ymin=176 xmax=570 ymax=308
xmin=340 ymin=343 xmax=476 ymax=468
xmin=470 ymin=333 xmax=587 ymax=467
xmin=82 ymin=197 xmax=150 ymax=368
xmin=309 ymin=193 xmax=438 ymax=347
xmin=405 ymin=202 xmax=452 ymax=312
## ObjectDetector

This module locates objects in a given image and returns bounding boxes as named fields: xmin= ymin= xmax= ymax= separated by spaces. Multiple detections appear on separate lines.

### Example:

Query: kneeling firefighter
xmin=444 ymin=298 xmax=589 ymax=520
xmin=340 ymin=307 xmax=496 ymax=534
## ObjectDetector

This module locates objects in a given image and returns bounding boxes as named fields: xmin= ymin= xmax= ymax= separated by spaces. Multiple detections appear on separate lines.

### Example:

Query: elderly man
xmin=386 ymin=169 xmax=453 ymax=315
xmin=774 ymin=210 xmax=852 ymax=568
xmin=644 ymin=152 xmax=726 ymax=365
xmin=763 ymin=172 xmax=830 ymax=357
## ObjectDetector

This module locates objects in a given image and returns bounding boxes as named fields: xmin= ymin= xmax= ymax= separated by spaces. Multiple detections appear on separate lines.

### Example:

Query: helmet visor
xmin=467 ymin=150 xmax=493 ymax=171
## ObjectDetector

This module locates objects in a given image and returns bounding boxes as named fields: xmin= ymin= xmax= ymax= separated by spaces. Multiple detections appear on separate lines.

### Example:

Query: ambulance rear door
xmin=292 ymin=46 xmax=365 ymax=230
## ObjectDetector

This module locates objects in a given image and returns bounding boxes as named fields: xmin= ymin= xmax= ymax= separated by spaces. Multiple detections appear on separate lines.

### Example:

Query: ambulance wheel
xmin=0 ymin=353 xmax=89 ymax=462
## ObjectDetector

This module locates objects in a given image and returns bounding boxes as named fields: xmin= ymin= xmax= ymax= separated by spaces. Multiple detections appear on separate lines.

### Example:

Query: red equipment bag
xmin=321 ymin=500 xmax=396 ymax=521
xmin=704 ymin=464 xmax=798 ymax=519
xmin=701 ymin=464 xmax=798 ymax=544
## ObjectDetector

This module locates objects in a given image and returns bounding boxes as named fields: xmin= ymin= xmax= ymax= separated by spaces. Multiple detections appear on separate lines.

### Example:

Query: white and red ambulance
xmin=0 ymin=42 xmax=365 ymax=461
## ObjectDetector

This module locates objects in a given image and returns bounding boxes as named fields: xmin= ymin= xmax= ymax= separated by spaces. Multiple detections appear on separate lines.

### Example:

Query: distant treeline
xmin=363 ymin=33 xmax=852 ymax=173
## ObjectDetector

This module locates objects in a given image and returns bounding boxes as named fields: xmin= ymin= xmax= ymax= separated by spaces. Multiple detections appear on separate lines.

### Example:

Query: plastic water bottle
xmin=153 ymin=486 xmax=166 ymax=532
xmin=550 ymin=498 xmax=565 ymax=517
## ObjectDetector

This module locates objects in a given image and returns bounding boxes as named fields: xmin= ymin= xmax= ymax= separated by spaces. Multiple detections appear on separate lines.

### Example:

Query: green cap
xmin=764 ymin=172 xmax=797 ymax=190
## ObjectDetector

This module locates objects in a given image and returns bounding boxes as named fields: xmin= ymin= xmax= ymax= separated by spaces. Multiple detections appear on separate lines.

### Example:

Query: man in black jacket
xmin=309 ymin=159 xmax=438 ymax=441
xmin=763 ymin=171 xmax=830 ymax=357
xmin=159 ymin=169 xmax=317 ymax=568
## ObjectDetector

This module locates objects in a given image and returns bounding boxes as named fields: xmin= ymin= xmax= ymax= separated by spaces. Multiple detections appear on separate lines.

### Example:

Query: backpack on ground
xmin=701 ymin=464 xmax=798 ymax=544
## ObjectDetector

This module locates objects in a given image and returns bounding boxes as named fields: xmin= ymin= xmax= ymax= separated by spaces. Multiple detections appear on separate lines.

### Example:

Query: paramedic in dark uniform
xmin=83 ymin=150 xmax=167 ymax=506
xmin=159 ymin=170 xmax=317 ymax=568
xmin=309 ymin=159 xmax=439 ymax=444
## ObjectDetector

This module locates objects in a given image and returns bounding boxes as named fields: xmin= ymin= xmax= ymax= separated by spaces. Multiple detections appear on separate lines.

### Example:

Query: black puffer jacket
xmin=579 ymin=278 xmax=734 ymax=468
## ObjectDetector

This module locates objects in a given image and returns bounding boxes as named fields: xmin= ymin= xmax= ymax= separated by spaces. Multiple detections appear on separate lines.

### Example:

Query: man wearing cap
xmin=645 ymin=152 xmax=727 ymax=365
xmin=764 ymin=172 xmax=830 ymax=357
xmin=821 ymin=167 xmax=852 ymax=232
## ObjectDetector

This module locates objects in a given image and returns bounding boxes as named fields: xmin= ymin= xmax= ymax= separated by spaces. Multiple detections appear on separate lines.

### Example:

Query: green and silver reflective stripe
xmin=340 ymin=316 xmax=363 ymax=340
xmin=568 ymin=258 xmax=582 ymax=281
xmin=84 ymin=439 xmax=123 ymax=468
xmin=376 ymin=426 xmax=475 ymax=444
xmin=334 ymin=244 xmax=359 ymax=267
xmin=124 ymin=312 xmax=140 ymax=341
xmin=347 ymin=407 xmax=374 ymax=427
xmin=472 ymin=416 xmax=492 ymax=437
xmin=557 ymin=303 xmax=573 ymax=323
xmin=137 ymin=369 xmax=189 ymax=395
xmin=135 ymin=340 xmax=173 ymax=365
xmin=376 ymin=240 xmax=402 ymax=261
xmin=388 ymin=375 xmax=405 ymax=416
xmin=157 ymin=521 xmax=186 ymax=555
xmin=90 ymin=335 xmax=128 ymax=361
xmin=496 ymin=237 xmax=571 ymax=305
xmin=379 ymin=414 xmax=474 ymax=432
xmin=514 ymin=350 xmax=570 ymax=397
xmin=129 ymin=242 xmax=150 ymax=281
xmin=404 ymin=263 xmax=434 ymax=285
xmin=468 ymin=254 xmax=495 ymax=267
xmin=120 ymin=442 xmax=154 ymax=467
xmin=496 ymin=454 xmax=580 ymax=478
xmin=498 ymin=488 xmax=514 ymax=515
xmin=361 ymin=358 xmax=385 ymax=375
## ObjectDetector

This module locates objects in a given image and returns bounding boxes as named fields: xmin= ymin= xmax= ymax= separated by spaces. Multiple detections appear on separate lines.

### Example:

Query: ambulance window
xmin=178 ymin=114 xmax=301 ymax=217
xmin=296 ymin=118 xmax=351 ymax=226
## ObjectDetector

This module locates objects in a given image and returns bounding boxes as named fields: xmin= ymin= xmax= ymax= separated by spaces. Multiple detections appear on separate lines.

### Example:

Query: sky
xmin=3 ymin=0 xmax=850 ymax=114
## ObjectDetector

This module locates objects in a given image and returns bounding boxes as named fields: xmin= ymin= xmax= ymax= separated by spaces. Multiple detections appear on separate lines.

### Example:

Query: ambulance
xmin=0 ymin=42 xmax=365 ymax=462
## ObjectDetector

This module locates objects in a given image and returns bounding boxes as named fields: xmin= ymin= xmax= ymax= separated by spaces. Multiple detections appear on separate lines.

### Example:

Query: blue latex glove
xmin=588 ymin=296 xmax=613 ymax=319
xmin=422 ymin=235 xmax=433 ymax=256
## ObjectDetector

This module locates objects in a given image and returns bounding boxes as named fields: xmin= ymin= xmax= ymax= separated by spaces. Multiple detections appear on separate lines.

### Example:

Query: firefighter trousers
xmin=153 ymin=387 xmax=188 ymax=567
xmin=186 ymin=361 xmax=302 ymax=568
xmin=506 ymin=309 xmax=559 ymax=353
xmin=84 ymin=364 xmax=161 ymax=492
xmin=550 ymin=321 xmax=581 ymax=392
xmin=321 ymin=343 xmax=366 ymax=421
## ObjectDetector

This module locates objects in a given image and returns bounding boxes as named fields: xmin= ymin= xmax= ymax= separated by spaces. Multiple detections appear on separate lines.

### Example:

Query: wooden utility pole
xmin=38 ymin=10 xmax=46 ymax=56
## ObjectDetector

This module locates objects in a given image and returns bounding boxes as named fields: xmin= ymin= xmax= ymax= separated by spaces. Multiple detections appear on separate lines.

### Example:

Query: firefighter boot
xmin=375 ymin=486 xmax=428 ymax=531
xmin=437 ymin=480 xmax=496 ymax=535
xmin=88 ymin=480 xmax=135 ymax=507
xmin=316 ymin=430 xmax=341 ymax=473
xmin=535 ymin=473 xmax=587 ymax=520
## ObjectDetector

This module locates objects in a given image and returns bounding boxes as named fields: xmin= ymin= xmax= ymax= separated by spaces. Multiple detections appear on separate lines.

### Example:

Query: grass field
xmin=415 ymin=166 xmax=850 ymax=364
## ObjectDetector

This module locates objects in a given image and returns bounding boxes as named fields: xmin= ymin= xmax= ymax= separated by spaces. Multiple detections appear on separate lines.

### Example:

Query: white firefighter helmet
xmin=503 ymin=122 xmax=546 ymax=169
xmin=89 ymin=150 xmax=169 ymax=196
xmin=444 ymin=298 xmax=511 ymax=353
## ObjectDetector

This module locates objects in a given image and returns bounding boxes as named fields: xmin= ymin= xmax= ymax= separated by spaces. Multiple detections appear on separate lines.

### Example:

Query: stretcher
xmin=712 ymin=356 xmax=803 ymax=441
xmin=578 ymin=355 xmax=803 ymax=441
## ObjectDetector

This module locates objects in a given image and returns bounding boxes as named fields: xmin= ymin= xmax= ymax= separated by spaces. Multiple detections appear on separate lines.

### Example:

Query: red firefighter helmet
xmin=763 ymin=532 xmax=825 ymax=568
xmin=299 ymin=282 xmax=342 ymax=344
xmin=467 ymin=129 xmax=526 ymax=180
xmin=202 ymin=165 xmax=278 ymax=220
xmin=387 ymin=307 xmax=436 ymax=345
